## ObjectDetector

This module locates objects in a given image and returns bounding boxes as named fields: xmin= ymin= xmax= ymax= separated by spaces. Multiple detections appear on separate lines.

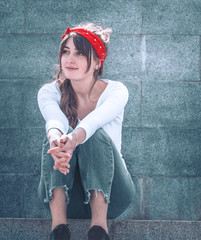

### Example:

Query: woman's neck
xmin=70 ymin=77 xmax=96 ymax=100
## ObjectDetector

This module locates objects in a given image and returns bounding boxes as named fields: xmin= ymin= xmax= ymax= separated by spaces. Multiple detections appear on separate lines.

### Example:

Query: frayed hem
xmin=43 ymin=185 xmax=70 ymax=204
xmin=84 ymin=189 xmax=110 ymax=205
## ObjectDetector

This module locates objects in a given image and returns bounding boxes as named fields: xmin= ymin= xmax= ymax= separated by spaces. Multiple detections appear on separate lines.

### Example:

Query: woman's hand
xmin=47 ymin=132 xmax=78 ymax=175
xmin=48 ymin=146 xmax=71 ymax=175
xmin=47 ymin=129 xmax=71 ymax=175
xmin=48 ymin=128 xmax=86 ymax=175
xmin=60 ymin=132 xmax=78 ymax=155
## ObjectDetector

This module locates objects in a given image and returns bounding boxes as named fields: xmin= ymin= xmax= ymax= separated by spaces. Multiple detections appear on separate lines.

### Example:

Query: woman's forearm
xmin=37 ymin=82 xmax=69 ymax=135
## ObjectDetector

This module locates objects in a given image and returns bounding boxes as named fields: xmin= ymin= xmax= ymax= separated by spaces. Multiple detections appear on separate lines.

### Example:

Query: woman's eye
xmin=63 ymin=50 xmax=69 ymax=54
xmin=77 ymin=52 xmax=83 ymax=56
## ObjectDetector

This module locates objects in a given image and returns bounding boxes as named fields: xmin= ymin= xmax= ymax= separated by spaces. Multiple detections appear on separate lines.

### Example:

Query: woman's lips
xmin=66 ymin=67 xmax=78 ymax=71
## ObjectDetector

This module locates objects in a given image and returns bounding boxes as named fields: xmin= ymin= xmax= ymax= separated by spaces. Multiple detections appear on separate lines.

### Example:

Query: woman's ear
xmin=95 ymin=60 xmax=101 ymax=70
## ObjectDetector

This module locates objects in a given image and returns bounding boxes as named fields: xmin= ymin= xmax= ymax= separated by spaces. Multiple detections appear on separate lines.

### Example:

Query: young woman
xmin=37 ymin=23 xmax=135 ymax=240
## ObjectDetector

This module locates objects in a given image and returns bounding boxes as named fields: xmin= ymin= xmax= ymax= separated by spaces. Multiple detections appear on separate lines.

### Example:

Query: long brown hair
xmin=56 ymin=23 xmax=112 ymax=128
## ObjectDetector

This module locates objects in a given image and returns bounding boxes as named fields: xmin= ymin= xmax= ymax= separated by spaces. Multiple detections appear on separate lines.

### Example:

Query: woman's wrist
xmin=72 ymin=128 xmax=86 ymax=146
xmin=72 ymin=131 xmax=79 ymax=149
xmin=48 ymin=128 xmax=62 ymax=141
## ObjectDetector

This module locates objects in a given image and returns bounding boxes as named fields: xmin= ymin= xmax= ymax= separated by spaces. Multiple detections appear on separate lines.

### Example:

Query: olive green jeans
xmin=38 ymin=128 xmax=136 ymax=219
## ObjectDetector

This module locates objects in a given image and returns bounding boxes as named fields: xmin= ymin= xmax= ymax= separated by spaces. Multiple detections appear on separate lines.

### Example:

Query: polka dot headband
xmin=62 ymin=27 xmax=106 ymax=65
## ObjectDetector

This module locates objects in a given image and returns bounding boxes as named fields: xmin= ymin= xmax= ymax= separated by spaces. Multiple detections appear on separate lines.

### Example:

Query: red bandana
xmin=62 ymin=27 xmax=106 ymax=65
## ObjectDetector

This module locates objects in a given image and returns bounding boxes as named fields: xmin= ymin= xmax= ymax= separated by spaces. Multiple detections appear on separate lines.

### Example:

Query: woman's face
xmin=61 ymin=36 xmax=98 ymax=82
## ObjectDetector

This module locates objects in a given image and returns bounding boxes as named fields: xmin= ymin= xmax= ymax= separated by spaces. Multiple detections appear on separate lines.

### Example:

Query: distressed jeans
xmin=38 ymin=128 xmax=136 ymax=219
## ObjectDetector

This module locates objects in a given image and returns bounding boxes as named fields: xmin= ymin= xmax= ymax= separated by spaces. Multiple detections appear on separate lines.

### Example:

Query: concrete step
xmin=0 ymin=218 xmax=201 ymax=240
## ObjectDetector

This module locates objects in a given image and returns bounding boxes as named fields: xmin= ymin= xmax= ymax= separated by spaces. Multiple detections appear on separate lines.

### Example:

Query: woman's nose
xmin=67 ymin=53 xmax=75 ymax=63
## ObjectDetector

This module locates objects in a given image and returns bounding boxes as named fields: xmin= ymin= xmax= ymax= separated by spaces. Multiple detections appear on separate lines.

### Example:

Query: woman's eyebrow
xmin=63 ymin=46 xmax=78 ymax=50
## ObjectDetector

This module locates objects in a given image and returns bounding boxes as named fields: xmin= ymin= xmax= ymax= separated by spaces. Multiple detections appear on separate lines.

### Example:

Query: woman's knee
xmin=79 ymin=129 xmax=114 ymax=161
xmin=87 ymin=128 xmax=112 ymax=146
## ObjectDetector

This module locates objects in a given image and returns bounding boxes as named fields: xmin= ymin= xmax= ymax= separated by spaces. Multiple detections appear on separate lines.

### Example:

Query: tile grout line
xmin=199 ymin=35 xmax=201 ymax=82
xmin=141 ymin=0 xmax=143 ymax=34
xmin=0 ymin=32 xmax=200 ymax=37
xmin=140 ymin=81 xmax=143 ymax=128
xmin=25 ymin=0 xmax=27 ymax=33
xmin=139 ymin=178 xmax=145 ymax=218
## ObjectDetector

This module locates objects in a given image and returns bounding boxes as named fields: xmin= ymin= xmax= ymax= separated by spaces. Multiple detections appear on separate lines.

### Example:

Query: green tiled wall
xmin=0 ymin=0 xmax=201 ymax=220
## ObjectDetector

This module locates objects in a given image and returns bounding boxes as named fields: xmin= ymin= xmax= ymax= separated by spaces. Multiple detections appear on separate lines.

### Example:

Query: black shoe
xmin=50 ymin=224 xmax=70 ymax=240
xmin=88 ymin=225 xmax=110 ymax=240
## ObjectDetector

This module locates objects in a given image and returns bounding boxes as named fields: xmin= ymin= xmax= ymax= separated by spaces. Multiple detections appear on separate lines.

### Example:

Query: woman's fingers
xmin=57 ymin=151 xmax=71 ymax=159
xmin=57 ymin=167 xmax=70 ymax=175
xmin=49 ymin=134 xmax=64 ymax=149
xmin=54 ymin=157 xmax=70 ymax=164
xmin=47 ymin=134 xmax=75 ymax=176
xmin=47 ymin=147 xmax=71 ymax=158
xmin=51 ymin=154 xmax=59 ymax=162
xmin=47 ymin=146 xmax=61 ymax=154
xmin=54 ymin=161 xmax=70 ymax=169
xmin=50 ymin=151 xmax=71 ymax=159
xmin=50 ymin=154 xmax=71 ymax=165
xmin=54 ymin=160 xmax=70 ymax=169
xmin=54 ymin=158 xmax=70 ymax=169
xmin=60 ymin=135 xmax=69 ymax=144
xmin=57 ymin=133 xmax=77 ymax=155
xmin=53 ymin=159 xmax=70 ymax=175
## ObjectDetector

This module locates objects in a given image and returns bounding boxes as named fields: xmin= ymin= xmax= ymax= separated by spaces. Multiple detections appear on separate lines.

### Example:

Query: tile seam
xmin=199 ymin=35 xmax=201 ymax=81
xmin=25 ymin=0 xmax=27 ymax=33
xmin=122 ymin=126 xmax=201 ymax=130
xmin=141 ymin=0 xmax=143 ymax=34
xmin=140 ymin=81 xmax=143 ymax=128
xmin=0 ymin=33 xmax=200 ymax=37
xmin=131 ymin=175 xmax=201 ymax=179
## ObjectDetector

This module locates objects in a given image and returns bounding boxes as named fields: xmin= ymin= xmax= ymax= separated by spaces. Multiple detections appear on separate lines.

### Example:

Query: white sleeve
xmin=37 ymin=81 xmax=69 ymax=135
xmin=75 ymin=82 xmax=128 ymax=142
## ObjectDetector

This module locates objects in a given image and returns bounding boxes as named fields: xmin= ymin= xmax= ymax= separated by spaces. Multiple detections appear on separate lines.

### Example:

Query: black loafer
xmin=50 ymin=224 xmax=70 ymax=240
xmin=88 ymin=225 xmax=110 ymax=240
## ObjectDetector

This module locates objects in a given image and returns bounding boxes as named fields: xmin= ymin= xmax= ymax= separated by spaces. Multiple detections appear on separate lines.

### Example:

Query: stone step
xmin=0 ymin=218 xmax=201 ymax=240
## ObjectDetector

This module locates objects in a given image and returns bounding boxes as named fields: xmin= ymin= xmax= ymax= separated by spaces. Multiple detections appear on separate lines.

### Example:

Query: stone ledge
xmin=0 ymin=218 xmax=201 ymax=240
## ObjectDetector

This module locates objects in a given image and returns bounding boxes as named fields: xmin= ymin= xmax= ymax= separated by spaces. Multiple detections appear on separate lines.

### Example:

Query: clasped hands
xmin=47 ymin=132 xmax=77 ymax=175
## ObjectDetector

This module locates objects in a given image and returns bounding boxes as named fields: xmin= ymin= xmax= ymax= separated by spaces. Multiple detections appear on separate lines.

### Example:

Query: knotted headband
xmin=62 ymin=27 xmax=106 ymax=65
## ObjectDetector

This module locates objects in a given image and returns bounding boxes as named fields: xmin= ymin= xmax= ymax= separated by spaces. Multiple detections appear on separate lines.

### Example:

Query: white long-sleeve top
xmin=37 ymin=79 xmax=129 ymax=153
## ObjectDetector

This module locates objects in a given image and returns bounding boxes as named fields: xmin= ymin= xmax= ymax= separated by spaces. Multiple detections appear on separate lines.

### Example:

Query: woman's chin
xmin=63 ymin=72 xmax=77 ymax=80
